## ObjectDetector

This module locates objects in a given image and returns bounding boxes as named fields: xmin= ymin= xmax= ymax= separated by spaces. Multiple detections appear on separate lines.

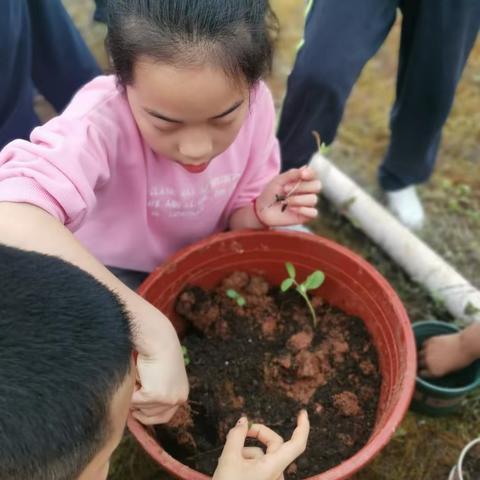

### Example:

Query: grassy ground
xmin=56 ymin=2 xmax=480 ymax=478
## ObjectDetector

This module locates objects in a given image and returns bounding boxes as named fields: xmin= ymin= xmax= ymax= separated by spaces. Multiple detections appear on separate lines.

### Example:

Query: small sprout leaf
xmin=237 ymin=297 xmax=246 ymax=307
xmin=286 ymin=262 xmax=296 ymax=279
xmin=319 ymin=142 xmax=331 ymax=155
xmin=182 ymin=346 xmax=190 ymax=366
xmin=464 ymin=302 xmax=480 ymax=316
xmin=304 ymin=271 xmax=325 ymax=290
xmin=281 ymin=278 xmax=294 ymax=292
xmin=226 ymin=288 xmax=246 ymax=307
xmin=281 ymin=261 xmax=326 ymax=327
xmin=226 ymin=289 xmax=238 ymax=299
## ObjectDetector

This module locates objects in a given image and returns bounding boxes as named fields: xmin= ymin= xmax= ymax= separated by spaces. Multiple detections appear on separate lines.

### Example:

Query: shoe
xmin=386 ymin=186 xmax=425 ymax=231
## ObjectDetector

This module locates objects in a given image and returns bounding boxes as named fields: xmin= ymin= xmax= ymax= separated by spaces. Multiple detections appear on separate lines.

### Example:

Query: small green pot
xmin=411 ymin=321 xmax=480 ymax=416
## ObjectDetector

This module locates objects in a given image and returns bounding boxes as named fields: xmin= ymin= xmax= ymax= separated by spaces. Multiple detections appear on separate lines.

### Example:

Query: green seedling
xmin=465 ymin=302 xmax=480 ymax=316
xmin=312 ymin=130 xmax=331 ymax=156
xmin=226 ymin=288 xmax=247 ymax=307
xmin=182 ymin=345 xmax=190 ymax=366
xmin=281 ymin=262 xmax=325 ymax=327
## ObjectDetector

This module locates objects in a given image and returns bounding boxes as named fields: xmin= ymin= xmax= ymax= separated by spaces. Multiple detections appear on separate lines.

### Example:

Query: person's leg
xmin=278 ymin=0 xmax=398 ymax=171
xmin=381 ymin=0 xmax=479 ymax=229
xmin=27 ymin=0 xmax=101 ymax=113
xmin=380 ymin=0 xmax=480 ymax=191
xmin=94 ymin=0 xmax=108 ymax=24
xmin=0 ymin=1 xmax=39 ymax=148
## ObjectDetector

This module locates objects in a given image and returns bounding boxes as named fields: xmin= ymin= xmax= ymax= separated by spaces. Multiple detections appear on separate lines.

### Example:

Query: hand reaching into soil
xmin=255 ymin=167 xmax=321 ymax=227
xmin=419 ymin=324 xmax=480 ymax=378
xmin=128 ymin=299 xmax=189 ymax=425
xmin=213 ymin=411 xmax=309 ymax=480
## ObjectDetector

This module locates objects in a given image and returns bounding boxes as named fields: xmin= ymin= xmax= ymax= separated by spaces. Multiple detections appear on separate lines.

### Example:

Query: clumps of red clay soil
xmin=155 ymin=272 xmax=381 ymax=479
xmin=333 ymin=391 xmax=363 ymax=417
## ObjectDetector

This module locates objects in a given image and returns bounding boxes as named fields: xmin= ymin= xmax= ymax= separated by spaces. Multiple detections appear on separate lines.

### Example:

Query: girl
xmin=0 ymin=0 xmax=321 ymax=428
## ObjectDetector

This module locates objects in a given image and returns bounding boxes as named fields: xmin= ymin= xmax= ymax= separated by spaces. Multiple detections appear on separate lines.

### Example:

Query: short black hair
xmin=0 ymin=245 xmax=133 ymax=480
xmin=106 ymin=0 xmax=278 ymax=87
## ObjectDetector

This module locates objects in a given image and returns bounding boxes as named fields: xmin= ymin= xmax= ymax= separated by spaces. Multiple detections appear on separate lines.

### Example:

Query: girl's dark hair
xmin=106 ymin=0 xmax=278 ymax=87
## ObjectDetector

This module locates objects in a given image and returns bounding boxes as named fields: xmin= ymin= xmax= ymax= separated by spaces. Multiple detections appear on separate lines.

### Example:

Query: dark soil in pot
xmin=155 ymin=272 xmax=382 ymax=479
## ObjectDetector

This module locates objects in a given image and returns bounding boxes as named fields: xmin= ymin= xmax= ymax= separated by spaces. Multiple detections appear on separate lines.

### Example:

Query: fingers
xmin=299 ymin=166 xmax=317 ymax=181
xmin=131 ymin=404 xmax=179 ymax=425
xmin=284 ymin=180 xmax=322 ymax=196
xmin=242 ymin=447 xmax=265 ymax=460
xmin=270 ymin=410 xmax=310 ymax=465
xmin=276 ymin=168 xmax=304 ymax=186
xmin=287 ymin=206 xmax=318 ymax=219
xmin=248 ymin=424 xmax=284 ymax=454
xmin=277 ymin=167 xmax=317 ymax=187
xmin=131 ymin=380 xmax=188 ymax=406
xmin=221 ymin=417 xmax=249 ymax=459
xmin=417 ymin=346 xmax=425 ymax=362
xmin=417 ymin=345 xmax=435 ymax=378
xmin=284 ymin=194 xmax=318 ymax=208
xmin=289 ymin=410 xmax=310 ymax=447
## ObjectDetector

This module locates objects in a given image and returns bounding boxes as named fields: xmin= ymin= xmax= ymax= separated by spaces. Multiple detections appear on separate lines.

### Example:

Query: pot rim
xmin=457 ymin=437 xmax=480 ymax=480
xmin=130 ymin=230 xmax=417 ymax=480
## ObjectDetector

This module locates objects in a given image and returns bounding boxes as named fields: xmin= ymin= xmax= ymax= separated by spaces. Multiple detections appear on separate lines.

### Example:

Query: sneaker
xmin=386 ymin=186 xmax=425 ymax=231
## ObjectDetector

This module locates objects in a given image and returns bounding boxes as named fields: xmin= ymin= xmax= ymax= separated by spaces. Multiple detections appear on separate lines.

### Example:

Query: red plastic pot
xmin=128 ymin=230 xmax=416 ymax=480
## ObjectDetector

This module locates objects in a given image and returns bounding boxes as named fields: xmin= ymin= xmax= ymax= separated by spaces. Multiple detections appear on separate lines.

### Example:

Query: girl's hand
xmin=213 ymin=411 xmax=310 ymax=480
xmin=255 ymin=167 xmax=321 ymax=227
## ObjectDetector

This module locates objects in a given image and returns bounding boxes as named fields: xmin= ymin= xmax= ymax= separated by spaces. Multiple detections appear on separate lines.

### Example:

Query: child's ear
xmin=131 ymin=352 xmax=141 ymax=387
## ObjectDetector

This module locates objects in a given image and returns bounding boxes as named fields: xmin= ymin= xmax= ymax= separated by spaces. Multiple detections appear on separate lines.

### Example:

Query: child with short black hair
xmin=0 ymin=244 xmax=135 ymax=479
xmin=0 ymin=245 xmax=309 ymax=480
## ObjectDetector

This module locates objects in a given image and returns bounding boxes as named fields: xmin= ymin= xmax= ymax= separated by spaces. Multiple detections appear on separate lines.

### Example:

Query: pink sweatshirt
xmin=0 ymin=76 xmax=280 ymax=272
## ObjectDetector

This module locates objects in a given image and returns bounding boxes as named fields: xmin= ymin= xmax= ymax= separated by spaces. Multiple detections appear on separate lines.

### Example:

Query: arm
xmin=0 ymin=202 xmax=188 ymax=424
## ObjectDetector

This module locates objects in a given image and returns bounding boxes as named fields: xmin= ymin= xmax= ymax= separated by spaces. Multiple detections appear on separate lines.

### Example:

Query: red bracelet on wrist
xmin=252 ymin=198 xmax=269 ymax=229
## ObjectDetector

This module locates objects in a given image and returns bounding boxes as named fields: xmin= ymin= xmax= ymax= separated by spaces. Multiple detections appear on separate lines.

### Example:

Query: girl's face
xmin=127 ymin=58 xmax=250 ymax=172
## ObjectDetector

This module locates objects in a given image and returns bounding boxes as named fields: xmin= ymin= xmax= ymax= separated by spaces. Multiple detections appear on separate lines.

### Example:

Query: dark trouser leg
xmin=27 ymin=0 xmax=101 ymax=113
xmin=107 ymin=267 xmax=149 ymax=291
xmin=278 ymin=0 xmax=398 ymax=171
xmin=0 ymin=1 xmax=39 ymax=148
xmin=379 ymin=0 xmax=480 ymax=190
xmin=94 ymin=0 xmax=108 ymax=23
